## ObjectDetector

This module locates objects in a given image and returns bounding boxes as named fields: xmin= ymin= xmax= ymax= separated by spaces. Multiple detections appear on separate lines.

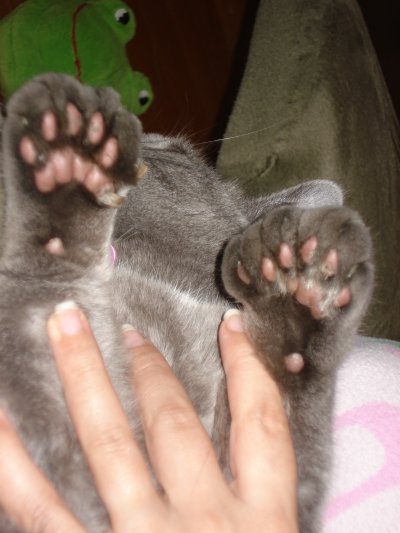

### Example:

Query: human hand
xmin=0 ymin=306 xmax=298 ymax=532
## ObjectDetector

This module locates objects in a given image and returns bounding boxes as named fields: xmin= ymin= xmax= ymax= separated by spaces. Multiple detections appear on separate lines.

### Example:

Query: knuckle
xmin=134 ymin=351 xmax=169 ymax=378
xmin=147 ymin=402 xmax=197 ymax=434
xmin=197 ymin=509 xmax=231 ymax=533
xmin=24 ymin=499 xmax=59 ymax=533
xmin=63 ymin=355 xmax=95 ymax=382
xmin=89 ymin=425 xmax=132 ymax=458
xmin=122 ymin=509 xmax=162 ymax=532
xmin=234 ymin=407 xmax=289 ymax=438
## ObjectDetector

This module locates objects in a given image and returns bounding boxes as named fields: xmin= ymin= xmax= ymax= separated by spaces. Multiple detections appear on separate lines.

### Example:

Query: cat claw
xmin=96 ymin=190 xmax=124 ymax=208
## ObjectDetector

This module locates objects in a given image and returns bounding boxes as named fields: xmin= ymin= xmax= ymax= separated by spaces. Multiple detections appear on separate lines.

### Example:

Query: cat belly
xmin=112 ymin=267 xmax=230 ymax=435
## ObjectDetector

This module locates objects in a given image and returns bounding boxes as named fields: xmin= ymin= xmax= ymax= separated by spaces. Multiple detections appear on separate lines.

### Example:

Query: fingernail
xmin=122 ymin=324 xmax=147 ymax=348
xmin=223 ymin=308 xmax=244 ymax=332
xmin=54 ymin=300 xmax=83 ymax=336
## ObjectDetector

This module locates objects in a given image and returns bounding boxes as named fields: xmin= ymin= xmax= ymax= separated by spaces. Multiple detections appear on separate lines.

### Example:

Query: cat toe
xmin=97 ymin=138 xmax=119 ymax=168
xmin=41 ymin=111 xmax=58 ymax=141
xmin=261 ymin=257 xmax=276 ymax=282
xmin=20 ymin=136 xmax=37 ymax=165
xmin=66 ymin=103 xmax=83 ymax=136
xmin=86 ymin=112 xmax=105 ymax=145
xmin=278 ymin=243 xmax=294 ymax=269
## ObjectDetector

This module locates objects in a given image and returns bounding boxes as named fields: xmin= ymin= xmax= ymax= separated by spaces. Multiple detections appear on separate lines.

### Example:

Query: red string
xmin=72 ymin=4 xmax=89 ymax=80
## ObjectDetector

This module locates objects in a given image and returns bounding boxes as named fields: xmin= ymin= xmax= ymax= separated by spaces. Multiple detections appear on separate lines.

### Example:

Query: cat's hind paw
xmin=6 ymin=73 xmax=145 ymax=207
xmin=222 ymin=206 xmax=373 ymax=322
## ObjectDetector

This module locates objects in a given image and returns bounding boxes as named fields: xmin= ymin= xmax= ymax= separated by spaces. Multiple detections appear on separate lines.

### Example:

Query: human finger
xmin=219 ymin=310 xmax=297 ymax=516
xmin=0 ymin=410 xmax=86 ymax=533
xmin=126 ymin=328 xmax=227 ymax=505
xmin=47 ymin=302 xmax=157 ymax=525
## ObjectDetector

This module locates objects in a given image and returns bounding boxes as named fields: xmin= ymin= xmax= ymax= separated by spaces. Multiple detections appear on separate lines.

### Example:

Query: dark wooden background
xmin=1 ymin=1 xmax=399 ymax=161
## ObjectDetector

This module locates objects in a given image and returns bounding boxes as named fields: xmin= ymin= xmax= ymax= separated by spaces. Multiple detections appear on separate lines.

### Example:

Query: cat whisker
xmin=194 ymin=118 xmax=291 ymax=147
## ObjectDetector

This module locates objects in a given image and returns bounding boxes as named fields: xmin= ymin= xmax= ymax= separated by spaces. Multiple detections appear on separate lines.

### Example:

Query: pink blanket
xmin=323 ymin=337 xmax=400 ymax=532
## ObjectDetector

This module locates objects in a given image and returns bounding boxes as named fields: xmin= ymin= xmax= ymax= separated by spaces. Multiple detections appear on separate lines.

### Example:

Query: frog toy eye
xmin=138 ymin=90 xmax=150 ymax=107
xmin=114 ymin=8 xmax=130 ymax=25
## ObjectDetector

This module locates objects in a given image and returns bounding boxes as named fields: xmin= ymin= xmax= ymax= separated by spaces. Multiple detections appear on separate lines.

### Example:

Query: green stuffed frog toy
xmin=0 ymin=0 xmax=153 ymax=115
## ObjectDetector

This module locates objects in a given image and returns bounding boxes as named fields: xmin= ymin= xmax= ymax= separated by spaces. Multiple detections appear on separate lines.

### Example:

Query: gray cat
xmin=0 ymin=74 xmax=373 ymax=532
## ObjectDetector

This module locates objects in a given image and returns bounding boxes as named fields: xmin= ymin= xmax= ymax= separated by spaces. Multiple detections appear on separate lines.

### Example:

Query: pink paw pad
xmin=237 ymin=261 xmax=252 ymax=285
xmin=278 ymin=243 xmax=294 ymax=269
xmin=258 ymin=236 xmax=352 ymax=319
xmin=41 ymin=111 xmax=58 ymax=141
xmin=284 ymin=352 xmax=305 ymax=374
xmin=98 ymin=138 xmax=118 ymax=168
xmin=261 ymin=257 xmax=276 ymax=282
xmin=321 ymin=249 xmax=338 ymax=279
xmin=20 ymin=137 xmax=37 ymax=165
xmin=87 ymin=112 xmax=104 ymax=145
xmin=66 ymin=104 xmax=82 ymax=136
xmin=19 ymin=105 xmax=118 ymax=199
xmin=44 ymin=237 xmax=65 ymax=256
xmin=300 ymin=236 xmax=318 ymax=263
